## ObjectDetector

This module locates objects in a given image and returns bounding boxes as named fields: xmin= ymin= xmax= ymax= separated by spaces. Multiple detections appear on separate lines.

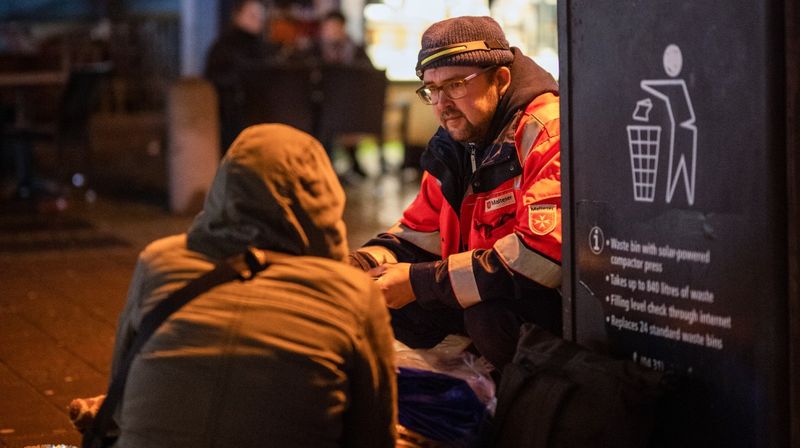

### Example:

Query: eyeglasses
xmin=415 ymin=66 xmax=497 ymax=105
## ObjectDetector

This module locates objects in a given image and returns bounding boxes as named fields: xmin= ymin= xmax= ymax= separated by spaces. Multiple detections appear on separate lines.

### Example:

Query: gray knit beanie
xmin=416 ymin=16 xmax=514 ymax=78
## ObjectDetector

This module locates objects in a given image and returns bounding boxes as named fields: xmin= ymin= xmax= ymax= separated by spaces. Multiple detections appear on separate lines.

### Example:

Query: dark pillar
xmin=559 ymin=1 xmax=794 ymax=446
xmin=786 ymin=0 xmax=800 ymax=444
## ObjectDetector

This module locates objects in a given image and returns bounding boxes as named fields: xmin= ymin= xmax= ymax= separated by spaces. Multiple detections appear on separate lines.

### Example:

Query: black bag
xmin=490 ymin=323 xmax=669 ymax=448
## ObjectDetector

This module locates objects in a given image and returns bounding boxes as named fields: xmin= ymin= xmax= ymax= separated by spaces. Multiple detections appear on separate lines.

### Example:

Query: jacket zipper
xmin=460 ymin=143 xmax=479 ymax=252
xmin=468 ymin=143 xmax=477 ymax=173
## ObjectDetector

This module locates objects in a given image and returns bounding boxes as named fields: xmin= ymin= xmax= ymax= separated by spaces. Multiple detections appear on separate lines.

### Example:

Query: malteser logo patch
xmin=528 ymin=204 xmax=558 ymax=235
xmin=484 ymin=191 xmax=516 ymax=212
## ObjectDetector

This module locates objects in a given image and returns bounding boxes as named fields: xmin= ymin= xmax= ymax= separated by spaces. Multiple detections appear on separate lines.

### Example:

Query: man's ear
xmin=495 ymin=66 xmax=512 ymax=97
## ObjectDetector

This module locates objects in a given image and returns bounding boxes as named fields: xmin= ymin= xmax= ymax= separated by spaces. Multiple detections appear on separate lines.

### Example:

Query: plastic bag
xmin=394 ymin=335 xmax=496 ymax=410
xmin=394 ymin=336 xmax=496 ymax=448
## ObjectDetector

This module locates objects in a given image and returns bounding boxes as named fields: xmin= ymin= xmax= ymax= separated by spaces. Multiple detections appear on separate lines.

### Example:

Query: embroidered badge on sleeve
xmin=528 ymin=204 xmax=558 ymax=235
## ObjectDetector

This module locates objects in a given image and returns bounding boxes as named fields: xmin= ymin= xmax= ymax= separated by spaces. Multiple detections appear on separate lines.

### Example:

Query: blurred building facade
xmin=0 ymin=0 xmax=558 ymax=201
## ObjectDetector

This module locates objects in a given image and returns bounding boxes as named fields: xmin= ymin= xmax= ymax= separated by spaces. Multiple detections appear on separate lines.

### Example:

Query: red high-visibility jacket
xmin=357 ymin=92 xmax=561 ymax=314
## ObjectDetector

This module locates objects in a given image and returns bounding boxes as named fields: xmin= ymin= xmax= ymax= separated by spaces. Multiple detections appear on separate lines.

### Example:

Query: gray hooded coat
xmin=109 ymin=124 xmax=397 ymax=447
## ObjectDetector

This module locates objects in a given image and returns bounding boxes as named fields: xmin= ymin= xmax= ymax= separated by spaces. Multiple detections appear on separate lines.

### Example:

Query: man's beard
xmin=440 ymin=108 xmax=491 ymax=144
xmin=439 ymin=88 xmax=499 ymax=144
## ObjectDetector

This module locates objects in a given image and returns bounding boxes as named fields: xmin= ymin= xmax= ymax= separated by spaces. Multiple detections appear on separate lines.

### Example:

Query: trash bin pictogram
xmin=626 ymin=124 xmax=661 ymax=202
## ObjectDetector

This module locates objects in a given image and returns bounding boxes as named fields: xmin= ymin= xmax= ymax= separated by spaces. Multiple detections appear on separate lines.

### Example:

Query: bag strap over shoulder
xmin=82 ymin=248 xmax=272 ymax=448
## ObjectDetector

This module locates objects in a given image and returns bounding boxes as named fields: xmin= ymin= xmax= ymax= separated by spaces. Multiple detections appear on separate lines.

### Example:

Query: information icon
xmin=589 ymin=226 xmax=605 ymax=255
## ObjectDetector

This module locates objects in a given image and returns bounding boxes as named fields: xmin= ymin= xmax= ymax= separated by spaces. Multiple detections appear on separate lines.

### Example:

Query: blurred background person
xmin=204 ymin=0 xmax=272 ymax=154
xmin=266 ymin=0 xmax=314 ymax=64
xmin=312 ymin=10 xmax=369 ymax=66
xmin=311 ymin=10 xmax=374 ymax=179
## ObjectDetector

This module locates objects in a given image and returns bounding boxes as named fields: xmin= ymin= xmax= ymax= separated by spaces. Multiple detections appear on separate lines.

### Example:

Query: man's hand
xmin=369 ymin=263 xmax=416 ymax=309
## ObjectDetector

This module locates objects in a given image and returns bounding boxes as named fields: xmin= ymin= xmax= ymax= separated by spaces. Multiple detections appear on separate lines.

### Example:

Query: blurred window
xmin=362 ymin=0 xmax=558 ymax=81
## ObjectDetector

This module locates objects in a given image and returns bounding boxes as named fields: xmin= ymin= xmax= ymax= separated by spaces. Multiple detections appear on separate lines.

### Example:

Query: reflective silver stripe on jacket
xmin=448 ymin=250 xmax=482 ymax=308
xmin=518 ymin=118 xmax=543 ymax=164
xmin=387 ymin=222 xmax=441 ymax=256
xmin=357 ymin=245 xmax=399 ymax=265
xmin=493 ymin=233 xmax=562 ymax=288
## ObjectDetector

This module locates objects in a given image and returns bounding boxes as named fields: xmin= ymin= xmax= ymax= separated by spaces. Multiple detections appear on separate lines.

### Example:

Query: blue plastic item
xmin=397 ymin=367 xmax=489 ymax=447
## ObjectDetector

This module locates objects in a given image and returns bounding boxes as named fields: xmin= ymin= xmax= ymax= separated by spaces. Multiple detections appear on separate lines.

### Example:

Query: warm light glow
xmin=533 ymin=47 xmax=559 ymax=79
xmin=364 ymin=0 xmax=558 ymax=81
xmin=363 ymin=3 xmax=392 ymax=22
xmin=364 ymin=0 xmax=491 ymax=81
xmin=492 ymin=0 xmax=558 ymax=78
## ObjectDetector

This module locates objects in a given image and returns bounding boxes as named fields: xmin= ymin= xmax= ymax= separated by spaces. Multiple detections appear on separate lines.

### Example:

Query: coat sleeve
xmin=410 ymin=95 xmax=563 ymax=310
xmin=343 ymin=280 xmax=398 ymax=448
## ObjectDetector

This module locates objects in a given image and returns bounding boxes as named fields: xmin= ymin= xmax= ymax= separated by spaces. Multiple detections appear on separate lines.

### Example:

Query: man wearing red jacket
xmin=349 ymin=16 xmax=562 ymax=370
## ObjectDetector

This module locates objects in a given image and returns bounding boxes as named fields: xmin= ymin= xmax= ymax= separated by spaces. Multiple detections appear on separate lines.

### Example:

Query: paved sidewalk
xmin=0 ymin=173 xmax=417 ymax=447
xmin=0 ymin=197 xmax=193 ymax=447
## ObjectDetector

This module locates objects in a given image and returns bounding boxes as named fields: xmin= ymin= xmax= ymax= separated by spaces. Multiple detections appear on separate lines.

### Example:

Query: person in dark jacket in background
xmin=348 ymin=16 xmax=562 ymax=372
xmin=204 ymin=0 xmax=273 ymax=153
xmin=310 ymin=10 xmax=375 ymax=178
xmin=311 ymin=10 xmax=370 ymax=66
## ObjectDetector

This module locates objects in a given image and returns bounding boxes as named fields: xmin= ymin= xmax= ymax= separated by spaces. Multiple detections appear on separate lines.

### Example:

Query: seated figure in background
xmin=312 ymin=10 xmax=374 ymax=178
xmin=311 ymin=10 xmax=370 ymax=66
xmin=71 ymin=124 xmax=397 ymax=448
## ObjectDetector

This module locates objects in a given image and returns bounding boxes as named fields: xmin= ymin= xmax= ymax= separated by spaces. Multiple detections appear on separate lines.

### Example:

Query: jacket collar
xmin=483 ymin=47 xmax=558 ymax=149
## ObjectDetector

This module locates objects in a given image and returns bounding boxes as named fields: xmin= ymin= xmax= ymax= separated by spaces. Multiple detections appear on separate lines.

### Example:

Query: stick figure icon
xmin=627 ymin=44 xmax=698 ymax=205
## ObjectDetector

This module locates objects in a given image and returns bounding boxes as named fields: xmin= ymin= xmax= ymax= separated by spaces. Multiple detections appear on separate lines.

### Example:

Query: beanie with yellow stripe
xmin=415 ymin=16 xmax=515 ymax=78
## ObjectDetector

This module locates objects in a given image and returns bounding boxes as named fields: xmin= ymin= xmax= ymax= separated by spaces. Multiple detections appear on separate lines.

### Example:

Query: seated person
xmin=72 ymin=124 xmax=397 ymax=447
xmin=311 ymin=10 xmax=374 ymax=177
xmin=348 ymin=16 xmax=562 ymax=372
xmin=311 ymin=10 xmax=370 ymax=66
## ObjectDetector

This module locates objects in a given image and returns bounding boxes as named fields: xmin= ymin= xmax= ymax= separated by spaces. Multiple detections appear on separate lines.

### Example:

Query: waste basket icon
xmin=626 ymin=124 xmax=661 ymax=202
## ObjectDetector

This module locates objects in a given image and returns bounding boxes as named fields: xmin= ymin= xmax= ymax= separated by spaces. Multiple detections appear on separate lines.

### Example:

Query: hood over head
xmin=186 ymin=124 xmax=348 ymax=261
